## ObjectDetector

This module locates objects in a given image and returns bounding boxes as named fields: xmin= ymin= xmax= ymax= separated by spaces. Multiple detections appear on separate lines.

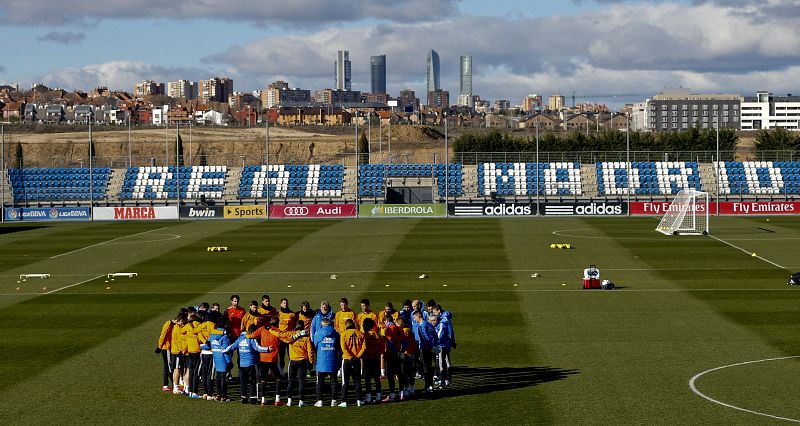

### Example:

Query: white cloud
xmin=38 ymin=60 xmax=213 ymax=91
xmin=0 ymin=0 xmax=459 ymax=26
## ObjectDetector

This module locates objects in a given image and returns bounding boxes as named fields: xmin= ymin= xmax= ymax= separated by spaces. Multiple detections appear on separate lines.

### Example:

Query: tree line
xmin=453 ymin=128 xmax=739 ymax=152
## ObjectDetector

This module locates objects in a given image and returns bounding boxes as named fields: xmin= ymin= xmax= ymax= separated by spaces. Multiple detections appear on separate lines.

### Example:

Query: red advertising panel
xmin=269 ymin=204 xmax=356 ymax=219
xmin=630 ymin=201 xmax=800 ymax=216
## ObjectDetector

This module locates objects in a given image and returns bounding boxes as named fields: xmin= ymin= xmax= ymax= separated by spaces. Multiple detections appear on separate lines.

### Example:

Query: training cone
xmin=752 ymin=253 xmax=757 ymax=257
xmin=330 ymin=274 xmax=337 ymax=280
xmin=550 ymin=244 xmax=556 ymax=249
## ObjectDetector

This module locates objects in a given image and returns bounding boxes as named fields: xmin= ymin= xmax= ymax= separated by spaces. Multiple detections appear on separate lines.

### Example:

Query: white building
xmin=740 ymin=91 xmax=800 ymax=131
xmin=630 ymin=101 xmax=650 ymax=131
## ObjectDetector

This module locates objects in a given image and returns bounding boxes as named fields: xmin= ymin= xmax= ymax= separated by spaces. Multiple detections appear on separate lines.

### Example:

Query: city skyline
xmin=0 ymin=1 xmax=799 ymax=107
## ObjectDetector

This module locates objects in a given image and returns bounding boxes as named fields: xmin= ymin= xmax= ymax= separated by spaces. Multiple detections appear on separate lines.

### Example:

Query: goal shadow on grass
xmin=441 ymin=365 xmax=579 ymax=397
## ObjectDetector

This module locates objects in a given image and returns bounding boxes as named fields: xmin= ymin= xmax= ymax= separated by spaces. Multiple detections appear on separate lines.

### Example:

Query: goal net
xmin=655 ymin=189 xmax=709 ymax=235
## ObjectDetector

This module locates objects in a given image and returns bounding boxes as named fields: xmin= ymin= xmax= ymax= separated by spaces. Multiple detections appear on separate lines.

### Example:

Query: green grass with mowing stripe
xmin=1 ymin=217 xmax=799 ymax=424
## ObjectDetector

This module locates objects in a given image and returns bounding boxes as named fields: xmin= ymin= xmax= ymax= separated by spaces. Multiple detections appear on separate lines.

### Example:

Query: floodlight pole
xmin=1 ymin=123 xmax=4 ymax=223
xmin=189 ymin=120 xmax=193 ymax=166
xmin=716 ymin=112 xmax=720 ymax=217
xmin=88 ymin=112 xmax=94 ymax=211
xmin=176 ymin=121 xmax=181 ymax=211
xmin=127 ymin=109 xmax=132 ymax=168
xmin=355 ymin=110 xmax=360 ymax=208
xmin=445 ymin=112 xmax=449 ymax=217
xmin=368 ymin=112 xmax=371 ymax=163
xmin=536 ymin=119 xmax=540 ymax=216
xmin=626 ymin=112 xmax=631 ymax=216
xmin=266 ymin=114 xmax=270 ymax=213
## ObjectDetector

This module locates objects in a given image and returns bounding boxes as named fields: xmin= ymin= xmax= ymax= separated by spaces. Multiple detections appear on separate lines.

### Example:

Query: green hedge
xmin=453 ymin=129 xmax=738 ymax=153
xmin=754 ymin=128 xmax=800 ymax=151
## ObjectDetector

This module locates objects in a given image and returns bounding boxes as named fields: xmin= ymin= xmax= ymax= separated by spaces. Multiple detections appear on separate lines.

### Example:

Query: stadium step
xmin=108 ymin=169 xmax=126 ymax=202
xmin=224 ymin=167 xmax=241 ymax=201
xmin=698 ymin=164 xmax=719 ymax=196
xmin=462 ymin=165 xmax=479 ymax=198
xmin=581 ymin=163 xmax=599 ymax=198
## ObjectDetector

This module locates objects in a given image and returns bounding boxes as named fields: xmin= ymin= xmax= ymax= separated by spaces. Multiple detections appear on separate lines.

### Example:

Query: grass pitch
xmin=1 ymin=216 xmax=799 ymax=424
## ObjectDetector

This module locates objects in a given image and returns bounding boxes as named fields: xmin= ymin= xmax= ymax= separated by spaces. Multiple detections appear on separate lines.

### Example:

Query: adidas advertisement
xmin=179 ymin=206 xmax=224 ymax=219
xmin=541 ymin=202 xmax=627 ymax=216
xmin=450 ymin=203 xmax=537 ymax=217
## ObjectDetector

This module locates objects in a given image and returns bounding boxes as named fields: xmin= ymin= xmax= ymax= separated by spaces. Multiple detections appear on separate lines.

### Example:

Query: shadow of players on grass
xmin=436 ymin=365 xmax=579 ymax=398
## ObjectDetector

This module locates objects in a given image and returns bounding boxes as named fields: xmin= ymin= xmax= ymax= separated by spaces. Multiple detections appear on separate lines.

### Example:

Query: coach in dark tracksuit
xmin=413 ymin=311 xmax=439 ymax=392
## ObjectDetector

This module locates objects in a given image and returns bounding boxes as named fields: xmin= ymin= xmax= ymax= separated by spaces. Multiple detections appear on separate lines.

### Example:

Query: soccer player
xmin=170 ymin=313 xmax=187 ymax=394
xmin=413 ymin=311 xmax=439 ymax=393
xmin=224 ymin=324 xmax=274 ymax=404
xmin=182 ymin=313 xmax=206 ymax=399
xmin=361 ymin=318 xmax=385 ymax=404
xmin=286 ymin=320 xmax=314 ymax=407
xmin=248 ymin=317 xmax=285 ymax=406
xmin=258 ymin=294 xmax=278 ymax=325
xmin=398 ymin=299 xmax=413 ymax=325
xmin=339 ymin=318 xmax=365 ymax=407
xmin=382 ymin=315 xmax=407 ymax=401
xmin=240 ymin=301 xmax=264 ymax=334
xmin=202 ymin=316 xmax=231 ymax=401
xmin=210 ymin=303 xmax=221 ymax=313
xmin=431 ymin=313 xmax=451 ymax=388
xmin=432 ymin=304 xmax=455 ymax=349
xmin=378 ymin=302 xmax=399 ymax=332
xmin=278 ymin=298 xmax=298 ymax=374
xmin=297 ymin=301 xmax=315 ymax=334
xmin=357 ymin=299 xmax=379 ymax=333
xmin=224 ymin=295 xmax=246 ymax=338
xmin=397 ymin=317 xmax=418 ymax=397
xmin=197 ymin=311 xmax=217 ymax=399
xmin=312 ymin=317 xmax=340 ymax=407
xmin=311 ymin=301 xmax=334 ymax=338
xmin=156 ymin=314 xmax=176 ymax=392
xmin=334 ymin=298 xmax=356 ymax=335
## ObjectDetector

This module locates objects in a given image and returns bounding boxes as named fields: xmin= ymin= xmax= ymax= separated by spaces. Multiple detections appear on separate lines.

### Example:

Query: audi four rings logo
xmin=283 ymin=206 xmax=309 ymax=216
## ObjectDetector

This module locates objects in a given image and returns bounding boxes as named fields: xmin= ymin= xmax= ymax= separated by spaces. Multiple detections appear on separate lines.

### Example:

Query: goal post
xmin=655 ymin=189 xmax=709 ymax=236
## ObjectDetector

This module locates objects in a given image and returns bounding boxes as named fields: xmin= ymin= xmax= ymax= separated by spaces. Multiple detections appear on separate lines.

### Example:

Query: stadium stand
xmin=358 ymin=164 xmax=463 ymax=197
xmin=8 ymin=167 xmax=111 ymax=202
xmin=596 ymin=161 xmax=702 ymax=196
xmin=120 ymin=166 xmax=226 ymax=200
xmin=716 ymin=161 xmax=799 ymax=195
xmin=477 ymin=162 xmax=582 ymax=196
xmin=239 ymin=164 xmax=344 ymax=198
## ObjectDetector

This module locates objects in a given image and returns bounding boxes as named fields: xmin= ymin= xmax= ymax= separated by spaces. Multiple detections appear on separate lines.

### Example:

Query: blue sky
xmin=0 ymin=0 xmax=798 ymax=107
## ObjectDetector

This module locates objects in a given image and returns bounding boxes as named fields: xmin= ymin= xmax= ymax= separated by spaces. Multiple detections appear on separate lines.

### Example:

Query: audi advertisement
xmin=269 ymin=204 xmax=357 ymax=219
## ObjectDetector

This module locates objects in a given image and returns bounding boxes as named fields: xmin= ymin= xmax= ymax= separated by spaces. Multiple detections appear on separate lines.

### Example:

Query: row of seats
xmin=120 ymin=166 xmax=227 ymax=200
xmin=359 ymin=164 xmax=463 ymax=197
xmin=596 ymin=162 xmax=702 ymax=195
xmin=240 ymin=164 xmax=345 ymax=198
xmin=477 ymin=163 xmax=583 ymax=196
xmin=9 ymin=168 xmax=111 ymax=201
xmin=717 ymin=161 xmax=800 ymax=195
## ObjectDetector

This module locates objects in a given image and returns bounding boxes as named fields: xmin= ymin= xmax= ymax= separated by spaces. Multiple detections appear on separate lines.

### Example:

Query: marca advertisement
xmin=270 ymin=204 xmax=356 ymax=219
xmin=540 ymin=202 xmax=628 ymax=216
xmin=223 ymin=205 xmax=267 ymax=219
xmin=179 ymin=206 xmax=225 ymax=219
xmin=93 ymin=206 xmax=179 ymax=221
xmin=3 ymin=207 xmax=91 ymax=221
xmin=359 ymin=203 xmax=447 ymax=218
xmin=630 ymin=201 xmax=800 ymax=216
xmin=450 ymin=203 xmax=537 ymax=217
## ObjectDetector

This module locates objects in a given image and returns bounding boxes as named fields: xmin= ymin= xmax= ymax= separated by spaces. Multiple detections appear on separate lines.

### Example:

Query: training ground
xmin=1 ymin=217 xmax=799 ymax=424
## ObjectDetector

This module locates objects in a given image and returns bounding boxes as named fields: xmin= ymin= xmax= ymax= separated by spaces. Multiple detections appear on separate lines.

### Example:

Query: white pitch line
xmin=709 ymin=235 xmax=787 ymax=270
xmin=42 ymin=274 xmax=105 ymax=295
xmin=689 ymin=355 xmax=800 ymax=423
xmin=50 ymin=226 xmax=169 ymax=259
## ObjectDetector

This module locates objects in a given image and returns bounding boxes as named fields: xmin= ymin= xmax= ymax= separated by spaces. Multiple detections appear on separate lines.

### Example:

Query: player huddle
xmin=155 ymin=295 xmax=455 ymax=407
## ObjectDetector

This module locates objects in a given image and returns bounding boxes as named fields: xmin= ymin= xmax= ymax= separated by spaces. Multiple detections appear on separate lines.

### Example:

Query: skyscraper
xmin=426 ymin=50 xmax=440 ymax=94
xmin=458 ymin=55 xmax=473 ymax=108
xmin=335 ymin=51 xmax=351 ymax=91
xmin=370 ymin=55 xmax=386 ymax=94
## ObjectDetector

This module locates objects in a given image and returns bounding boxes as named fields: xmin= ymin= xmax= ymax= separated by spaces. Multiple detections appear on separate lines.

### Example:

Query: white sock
xmin=275 ymin=395 xmax=281 ymax=402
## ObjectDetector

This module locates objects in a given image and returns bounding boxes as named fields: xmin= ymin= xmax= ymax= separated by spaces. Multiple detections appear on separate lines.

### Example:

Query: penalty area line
xmin=709 ymin=235 xmax=786 ymax=270
xmin=50 ymin=226 xmax=169 ymax=259
xmin=42 ymin=274 xmax=106 ymax=295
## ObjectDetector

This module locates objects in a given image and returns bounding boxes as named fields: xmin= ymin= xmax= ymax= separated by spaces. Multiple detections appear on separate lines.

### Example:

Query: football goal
xmin=655 ymin=189 xmax=709 ymax=235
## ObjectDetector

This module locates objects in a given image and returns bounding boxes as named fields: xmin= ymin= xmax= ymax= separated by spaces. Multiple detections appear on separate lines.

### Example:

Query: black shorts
xmin=171 ymin=353 xmax=185 ymax=370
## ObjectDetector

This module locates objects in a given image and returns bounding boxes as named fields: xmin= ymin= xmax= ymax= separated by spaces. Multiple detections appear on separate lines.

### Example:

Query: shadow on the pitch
xmin=441 ymin=365 xmax=579 ymax=397
xmin=0 ymin=225 xmax=49 ymax=235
